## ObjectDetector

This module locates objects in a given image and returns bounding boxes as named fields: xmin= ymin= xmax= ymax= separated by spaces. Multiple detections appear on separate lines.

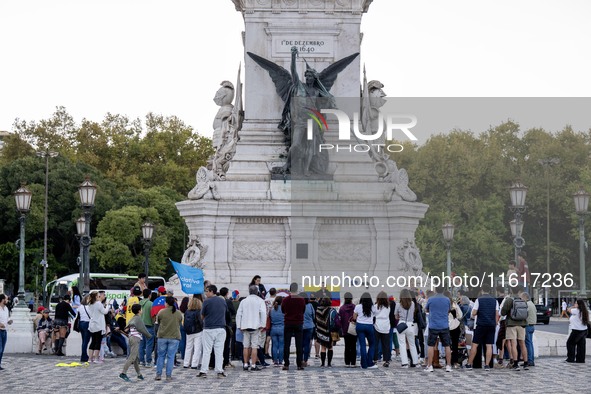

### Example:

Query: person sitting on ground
xmin=37 ymin=309 xmax=53 ymax=354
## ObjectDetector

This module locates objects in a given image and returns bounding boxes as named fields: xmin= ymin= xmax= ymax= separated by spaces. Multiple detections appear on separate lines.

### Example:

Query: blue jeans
xmin=356 ymin=323 xmax=375 ymax=369
xmin=302 ymin=328 xmax=313 ymax=362
xmin=139 ymin=326 xmax=155 ymax=364
xmin=525 ymin=325 xmax=535 ymax=364
xmin=179 ymin=324 xmax=186 ymax=360
xmin=271 ymin=327 xmax=284 ymax=363
xmin=79 ymin=321 xmax=91 ymax=362
xmin=0 ymin=329 xmax=7 ymax=366
xmin=109 ymin=332 xmax=128 ymax=355
xmin=156 ymin=338 xmax=180 ymax=377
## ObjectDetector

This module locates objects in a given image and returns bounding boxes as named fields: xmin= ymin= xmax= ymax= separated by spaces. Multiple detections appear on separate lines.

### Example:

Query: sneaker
xmin=94 ymin=360 xmax=104 ymax=364
xmin=445 ymin=365 xmax=452 ymax=372
xmin=511 ymin=362 xmax=520 ymax=371
xmin=367 ymin=365 xmax=378 ymax=369
xmin=424 ymin=365 xmax=434 ymax=372
xmin=155 ymin=375 xmax=161 ymax=381
xmin=243 ymin=365 xmax=250 ymax=371
xmin=217 ymin=372 xmax=227 ymax=378
xmin=265 ymin=353 xmax=272 ymax=359
xmin=464 ymin=364 xmax=473 ymax=370
xmin=315 ymin=354 xmax=320 ymax=359
xmin=251 ymin=366 xmax=263 ymax=371
xmin=522 ymin=362 xmax=529 ymax=370
xmin=197 ymin=372 xmax=207 ymax=378
xmin=165 ymin=376 xmax=172 ymax=382
xmin=484 ymin=366 xmax=491 ymax=372
xmin=119 ymin=373 xmax=131 ymax=382
xmin=383 ymin=362 xmax=390 ymax=368
xmin=401 ymin=364 xmax=409 ymax=368
xmin=137 ymin=375 xmax=144 ymax=380
xmin=144 ymin=362 xmax=153 ymax=368
xmin=225 ymin=363 xmax=235 ymax=368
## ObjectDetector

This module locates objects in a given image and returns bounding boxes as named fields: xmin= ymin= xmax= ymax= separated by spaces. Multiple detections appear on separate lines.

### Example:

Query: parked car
xmin=535 ymin=304 xmax=551 ymax=324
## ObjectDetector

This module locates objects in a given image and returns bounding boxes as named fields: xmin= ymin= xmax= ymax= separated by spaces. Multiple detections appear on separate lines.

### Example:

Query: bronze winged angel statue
xmin=247 ymin=46 xmax=359 ymax=176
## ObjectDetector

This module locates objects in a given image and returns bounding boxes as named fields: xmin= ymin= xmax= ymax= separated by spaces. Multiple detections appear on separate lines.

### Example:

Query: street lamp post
xmin=573 ymin=187 xmax=589 ymax=298
xmin=36 ymin=150 xmax=58 ymax=308
xmin=538 ymin=158 xmax=559 ymax=306
xmin=14 ymin=183 xmax=32 ymax=308
xmin=76 ymin=216 xmax=90 ymax=293
xmin=141 ymin=221 xmax=154 ymax=287
xmin=78 ymin=177 xmax=97 ymax=295
xmin=509 ymin=181 xmax=528 ymax=266
xmin=442 ymin=223 xmax=455 ymax=289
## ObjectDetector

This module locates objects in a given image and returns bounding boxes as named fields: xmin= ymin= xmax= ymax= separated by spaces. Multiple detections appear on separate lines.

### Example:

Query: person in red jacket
xmin=281 ymin=283 xmax=306 ymax=370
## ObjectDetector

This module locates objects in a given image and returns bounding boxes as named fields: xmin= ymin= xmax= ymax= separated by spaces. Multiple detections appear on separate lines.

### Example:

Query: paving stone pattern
xmin=0 ymin=349 xmax=589 ymax=393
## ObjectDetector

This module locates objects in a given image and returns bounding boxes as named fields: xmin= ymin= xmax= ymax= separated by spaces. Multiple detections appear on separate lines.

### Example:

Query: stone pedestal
xmin=175 ymin=0 xmax=427 ymax=298
xmin=4 ymin=307 xmax=34 ymax=353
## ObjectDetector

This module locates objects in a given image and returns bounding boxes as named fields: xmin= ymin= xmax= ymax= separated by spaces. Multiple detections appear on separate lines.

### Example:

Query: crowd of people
xmin=0 ymin=270 xmax=590 ymax=377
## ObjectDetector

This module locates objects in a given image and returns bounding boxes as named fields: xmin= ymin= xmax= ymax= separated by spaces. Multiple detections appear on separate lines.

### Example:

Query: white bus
xmin=46 ymin=273 xmax=166 ymax=311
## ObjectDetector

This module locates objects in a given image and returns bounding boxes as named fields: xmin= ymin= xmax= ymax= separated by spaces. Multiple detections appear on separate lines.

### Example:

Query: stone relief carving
xmin=397 ymin=239 xmax=423 ymax=275
xmin=359 ymin=73 xmax=417 ymax=202
xmin=181 ymin=235 xmax=209 ymax=269
xmin=319 ymin=241 xmax=370 ymax=262
xmin=169 ymin=235 xmax=209 ymax=284
xmin=188 ymin=66 xmax=243 ymax=200
xmin=233 ymin=241 xmax=286 ymax=261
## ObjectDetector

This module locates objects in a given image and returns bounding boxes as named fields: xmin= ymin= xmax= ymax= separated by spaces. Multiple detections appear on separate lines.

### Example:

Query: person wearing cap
xmin=125 ymin=286 xmax=143 ymax=325
xmin=37 ymin=309 xmax=53 ymax=354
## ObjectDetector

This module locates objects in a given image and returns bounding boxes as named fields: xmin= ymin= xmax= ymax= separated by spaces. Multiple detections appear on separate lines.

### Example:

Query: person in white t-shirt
xmin=373 ymin=291 xmax=391 ymax=367
xmin=561 ymin=300 xmax=569 ymax=318
xmin=352 ymin=292 xmax=377 ymax=369
xmin=0 ymin=294 xmax=14 ymax=370
xmin=565 ymin=299 xmax=589 ymax=363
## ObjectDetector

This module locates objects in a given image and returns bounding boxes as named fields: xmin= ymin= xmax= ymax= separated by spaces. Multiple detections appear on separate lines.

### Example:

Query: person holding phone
xmin=88 ymin=290 xmax=110 ymax=363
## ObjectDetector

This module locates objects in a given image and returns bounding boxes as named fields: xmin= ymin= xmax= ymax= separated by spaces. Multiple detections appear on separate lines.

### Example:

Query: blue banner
xmin=170 ymin=260 xmax=204 ymax=295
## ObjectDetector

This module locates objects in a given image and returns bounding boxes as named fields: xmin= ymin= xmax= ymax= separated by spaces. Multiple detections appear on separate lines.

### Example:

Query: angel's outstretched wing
xmin=318 ymin=52 xmax=360 ymax=91
xmin=247 ymin=52 xmax=293 ymax=103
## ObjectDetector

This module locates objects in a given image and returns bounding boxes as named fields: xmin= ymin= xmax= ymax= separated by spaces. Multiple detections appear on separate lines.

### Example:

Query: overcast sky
xmin=1 ymin=0 xmax=590 ymax=139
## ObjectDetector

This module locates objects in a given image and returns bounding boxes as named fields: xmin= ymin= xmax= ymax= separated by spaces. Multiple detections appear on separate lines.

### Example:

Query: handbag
xmin=73 ymin=314 xmax=81 ymax=333
xmin=331 ymin=331 xmax=340 ymax=342
xmin=347 ymin=320 xmax=357 ymax=336
xmin=396 ymin=307 xmax=410 ymax=334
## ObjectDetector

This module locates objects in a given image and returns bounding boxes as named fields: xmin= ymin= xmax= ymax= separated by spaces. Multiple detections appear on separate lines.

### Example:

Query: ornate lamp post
xmin=442 ymin=223 xmax=454 ymax=288
xmin=509 ymin=181 xmax=528 ymax=264
xmin=78 ymin=177 xmax=97 ymax=295
xmin=141 ymin=221 xmax=154 ymax=287
xmin=14 ymin=183 xmax=32 ymax=308
xmin=573 ymin=187 xmax=589 ymax=298
xmin=76 ymin=216 xmax=90 ymax=293
xmin=36 ymin=150 xmax=58 ymax=308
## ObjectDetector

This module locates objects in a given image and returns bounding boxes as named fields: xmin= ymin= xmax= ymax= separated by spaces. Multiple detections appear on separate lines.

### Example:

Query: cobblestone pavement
xmin=0 ymin=351 xmax=589 ymax=393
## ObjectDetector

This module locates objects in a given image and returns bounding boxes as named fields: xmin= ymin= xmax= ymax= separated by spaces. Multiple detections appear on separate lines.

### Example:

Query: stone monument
xmin=176 ymin=0 xmax=429 ymax=297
